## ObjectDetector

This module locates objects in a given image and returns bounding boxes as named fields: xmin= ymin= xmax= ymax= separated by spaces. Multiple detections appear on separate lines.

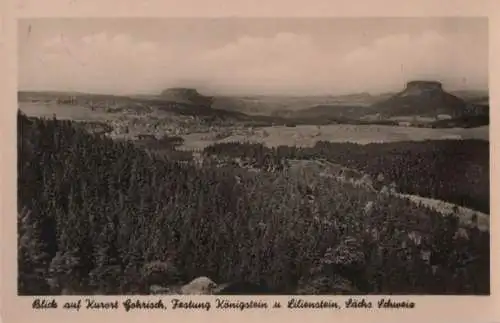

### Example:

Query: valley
xmin=18 ymin=84 xmax=490 ymax=216
xmin=17 ymin=82 xmax=490 ymax=296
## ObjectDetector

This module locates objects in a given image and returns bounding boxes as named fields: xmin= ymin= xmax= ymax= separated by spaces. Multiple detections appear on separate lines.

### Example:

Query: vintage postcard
xmin=1 ymin=0 xmax=499 ymax=322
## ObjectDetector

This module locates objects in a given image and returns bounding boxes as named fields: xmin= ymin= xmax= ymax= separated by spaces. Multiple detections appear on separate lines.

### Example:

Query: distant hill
xmin=212 ymin=94 xmax=378 ymax=117
xmin=159 ymin=88 xmax=214 ymax=108
xmin=211 ymin=96 xmax=277 ymax=115
xmin=450 ymin=89 xmax=489 ymax=103
xmin=154 ymin=100 xmax=251 ymax=121
xmin=18 ymin=91 xmax=134 ymax=102
xmin=329 ymin=92 xmax=373 ymax=101
xmin=371 ymin=81 xmax=470 ymax=118
xmin=290 ymin=104 xmax=375 ymax=120
xmin=18 ymin=85 xmax=489 ymax=128
xmin=263 ymin=82 xmax=489 ymax=128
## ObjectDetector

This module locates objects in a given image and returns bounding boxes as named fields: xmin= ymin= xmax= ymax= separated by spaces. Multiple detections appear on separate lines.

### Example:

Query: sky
xmin=18 ymin=17 xmax=488 ymax=96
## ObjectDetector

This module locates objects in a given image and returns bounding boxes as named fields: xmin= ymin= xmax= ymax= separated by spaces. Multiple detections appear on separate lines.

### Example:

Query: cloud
xmin=186 ymin=33 xmax=338 ymax=94
xmin=184 ymin=30 xmax=486 ymax=94
xmin=27 ymin=32 xmax=174 ymax=93
xmin=42 ymin=32 xmax=167 ymax=67
xmin=21 ymin=29 xmax=487 ymax=95
xmin=339 ymin=31 xmax=454 ymax=91
xmin=81 ymin=32 xmax=107 ymax=45
xmin=202 ymin=32 xmax=315 ymax=64
xmin=348 ymin=30 xmax=487 ymax=91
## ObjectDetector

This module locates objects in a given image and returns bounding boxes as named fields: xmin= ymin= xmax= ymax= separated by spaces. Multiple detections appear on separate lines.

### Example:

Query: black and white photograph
xmin=16 ymin=17 xmax=490 ymax=296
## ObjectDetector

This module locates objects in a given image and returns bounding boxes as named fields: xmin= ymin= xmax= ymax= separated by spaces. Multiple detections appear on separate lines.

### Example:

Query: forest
xmin=18 ymin=111 xmax=489 ymax=295
xmin=204 ymin=139 xmax=489 ymax=214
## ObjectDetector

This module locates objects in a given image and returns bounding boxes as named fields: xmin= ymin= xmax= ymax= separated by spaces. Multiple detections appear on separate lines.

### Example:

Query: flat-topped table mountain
xmin=159 ymin=88 xmax=214 ymax=108
xmin=372 ymin=80 xmax=474 ymax=118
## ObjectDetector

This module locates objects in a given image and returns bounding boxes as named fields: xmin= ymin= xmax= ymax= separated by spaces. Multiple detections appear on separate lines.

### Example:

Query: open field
xmin=180 ymin=124 xmax=489 ymax=150
xmin=19 ymin=102 xmax=489 ymax=153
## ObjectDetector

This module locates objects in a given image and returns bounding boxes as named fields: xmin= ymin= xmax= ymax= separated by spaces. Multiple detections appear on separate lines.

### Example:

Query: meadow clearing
xmin=19 ymin=101 xmax=489 ymax=151
xmin=180 ymin=124 xmax=489 ymax=150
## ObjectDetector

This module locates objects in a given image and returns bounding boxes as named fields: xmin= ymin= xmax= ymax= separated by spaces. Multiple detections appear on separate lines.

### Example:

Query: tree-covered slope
xmin=18 ymin=112 xmax=489 ymax=295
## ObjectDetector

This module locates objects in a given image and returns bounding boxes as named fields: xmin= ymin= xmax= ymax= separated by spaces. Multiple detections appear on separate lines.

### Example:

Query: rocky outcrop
xmin=372 ymin=80 xmax=468 ymax=118
xmin=212 ymin=281 xmax=276 ymax=295
xmin=149 ymin=276 xmax=217 ymax=295
xmin=180 ymin=276 xmax=218 ymax=295
xmin=148 ymin=276 xmax=278 ymax=295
